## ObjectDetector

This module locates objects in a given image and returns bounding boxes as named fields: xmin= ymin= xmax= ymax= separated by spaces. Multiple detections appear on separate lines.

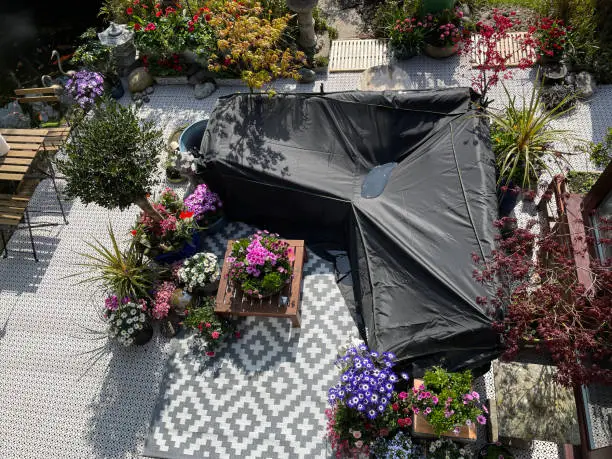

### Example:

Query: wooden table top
xmin=0 ymin=128 xmax=48 ymax=182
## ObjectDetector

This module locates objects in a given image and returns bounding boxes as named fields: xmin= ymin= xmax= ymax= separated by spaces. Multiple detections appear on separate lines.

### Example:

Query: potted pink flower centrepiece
xmin=226 ymin=231 xmax=293 ymax=299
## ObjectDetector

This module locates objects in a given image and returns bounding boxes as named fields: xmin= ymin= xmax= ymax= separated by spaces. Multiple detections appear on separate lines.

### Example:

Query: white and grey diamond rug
xmin=144 ymin=221 xmax=359 ymax=459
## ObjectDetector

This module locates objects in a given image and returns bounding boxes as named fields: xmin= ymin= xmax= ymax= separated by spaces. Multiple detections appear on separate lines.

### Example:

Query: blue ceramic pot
xmin=154 ymin=231 xmax=201 ymax=264
xmin=179 ymin=119 xmax=208 ymax=153
xmin=498 ymin=183 xmax=519 ymax=217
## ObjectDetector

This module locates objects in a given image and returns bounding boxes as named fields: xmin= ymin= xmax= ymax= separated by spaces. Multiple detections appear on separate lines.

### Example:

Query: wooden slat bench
xmin=14 ymin=87 xmax=60 ymax=104
xmin=215 ymin=239 xmax=307 ymax=327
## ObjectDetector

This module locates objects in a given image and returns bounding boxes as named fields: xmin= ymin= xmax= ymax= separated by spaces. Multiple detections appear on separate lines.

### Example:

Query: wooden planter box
xmin=412 ymin=379 xmax=477 ymax=442
xmin=214 ymin=239 xmax=306 ymax=327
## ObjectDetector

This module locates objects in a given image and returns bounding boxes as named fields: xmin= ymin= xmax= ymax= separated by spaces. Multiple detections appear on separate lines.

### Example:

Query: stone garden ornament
xmin=286 ymin=0 xmax=318 ymax=49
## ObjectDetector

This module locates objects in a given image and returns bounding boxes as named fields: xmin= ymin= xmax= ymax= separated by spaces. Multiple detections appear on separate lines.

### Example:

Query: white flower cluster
xmin=178 ymin=252 xmax=220 ymax=292
xmin=107 ymin=301 xmax=148 ymax=346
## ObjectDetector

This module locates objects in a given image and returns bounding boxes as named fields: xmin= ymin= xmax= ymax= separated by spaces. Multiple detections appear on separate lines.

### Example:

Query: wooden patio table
xmin=215 ymin=239 xmax=306 ymax=327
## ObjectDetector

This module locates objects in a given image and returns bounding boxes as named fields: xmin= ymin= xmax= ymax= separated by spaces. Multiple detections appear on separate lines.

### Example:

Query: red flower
xmin=193 ymin=14 xmax=199 ymax=21
xmin=133 ymin=0 xmax=139 ymax=4
xmin=156 ymin=11 xmax=162 ymax=17
xmin=206 ymin=351 xmax=215 ymax=357
xmin=179 ymin=210 xmax=194 ymax=219
xmin=205 ymin=14 xmax=212 ymax=21
xmin=134 ymin=23 xmax=141 ymax=31
xmin=154 ymin=3 xmax=161 ymax=8
xmin=223 ymin=57 xmax=231 ymax=66
xmin=392 ymin=403 xmax=399 ymax=411
xmin=198 ymin=323 xmax=203 ymax=331
xmin=205 ymin=322 xmax=212 ymax=328
xmin=145 ymin=23 xmax=156 ymax=31
xmin=234 ymin=331 xmax=241 ymax=338
xmin=126 ymin=7 xmax=133 ymax=15
xmin=211 ymin=331 xmax=220 ymax=339
xmin=130 ymin=229 xmax=138 ymax=236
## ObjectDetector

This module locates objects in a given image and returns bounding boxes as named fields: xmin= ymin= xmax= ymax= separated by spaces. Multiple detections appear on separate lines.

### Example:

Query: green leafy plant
xmin=71 ymin=28 xmax=118 ymax=81
xmin=565 ymin=170 xmax=600 ymax=194
xmin=57 ymin=98 xmax=164 ymax=219
xmin=313 ymin=7 xmax=338 ymax=40
xmin=313 ymin=55 xmax=329 ymax=68
xmin=410 ymin=367 xmax=486 ymax=436
xmin=584 ymin=127 xmax=612 ymax=169
xmin=487 ymin=80 xmax=575 ymax=188
xmin=73 ymin=224 xmax=156 ymax=300
xmin=183 ymin=296 xmax=235 ymax=357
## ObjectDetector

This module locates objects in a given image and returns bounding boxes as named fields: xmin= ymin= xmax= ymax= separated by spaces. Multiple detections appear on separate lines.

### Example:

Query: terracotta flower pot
xmin=424 ymin=43 xmax=459 ymax=59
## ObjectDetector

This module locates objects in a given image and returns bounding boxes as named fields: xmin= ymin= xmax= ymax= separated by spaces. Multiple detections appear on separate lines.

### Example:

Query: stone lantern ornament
xmin=286 ymin=0 xmax=318 ymax=49
xmin=98 ymin=22 xmax=137 ymax=76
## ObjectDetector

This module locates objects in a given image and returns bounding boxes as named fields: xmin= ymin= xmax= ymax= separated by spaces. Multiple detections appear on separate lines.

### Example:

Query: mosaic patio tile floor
xmin=0 ymin=60 xmax=611 ymax=458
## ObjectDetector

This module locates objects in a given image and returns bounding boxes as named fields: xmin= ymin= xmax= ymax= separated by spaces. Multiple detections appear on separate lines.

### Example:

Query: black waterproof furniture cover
xmin=197 ymin=89 xmax=500 ymax=373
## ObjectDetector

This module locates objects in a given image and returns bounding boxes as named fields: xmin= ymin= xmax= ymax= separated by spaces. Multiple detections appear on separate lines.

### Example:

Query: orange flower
xmin=179 ymin=210 xmax=194 ymax=219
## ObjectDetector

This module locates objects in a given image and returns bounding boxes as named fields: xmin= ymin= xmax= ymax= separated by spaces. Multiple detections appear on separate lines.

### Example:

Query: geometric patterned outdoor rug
xmin=144 ymin=222 xmax=359 ymax=458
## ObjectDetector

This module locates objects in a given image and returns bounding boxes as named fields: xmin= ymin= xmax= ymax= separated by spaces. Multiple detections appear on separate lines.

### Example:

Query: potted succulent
xmin=184 ymin=183 xmax=224 ymax=233
xmin=104 ymin=296 xmax=153 ymax=346
xmin=226 ymin=231 xmax=293 ymax=299
xmin=422 ymin=8 xmax=465 ymax=58
xmin=177 ymin=252 xmax=221 ymax=294
xmin=131 ymin=188 xmax=200 ymax=263
xmin=183 ymin=296 xmax=236 ymax=358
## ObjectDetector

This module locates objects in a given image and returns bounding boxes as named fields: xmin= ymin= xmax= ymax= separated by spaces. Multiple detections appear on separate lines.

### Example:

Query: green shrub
xmin=585 ymin=127 xmax=612 ymax=169
xmin=565 ymin=170 xmax=601 ymax=194
xmin=57 ymin=99 xmax=164 ymax=215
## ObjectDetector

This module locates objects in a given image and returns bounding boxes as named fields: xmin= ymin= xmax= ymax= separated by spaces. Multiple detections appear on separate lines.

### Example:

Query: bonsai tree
xmin=58 ymin=98 xmax=164 ymax=220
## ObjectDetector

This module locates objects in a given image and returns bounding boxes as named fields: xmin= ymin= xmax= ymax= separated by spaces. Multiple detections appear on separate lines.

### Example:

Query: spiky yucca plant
xmin=488 ymin=79 xmax=577 ymax=189
xmin=72 ymin=224 xmax=156 ymax=300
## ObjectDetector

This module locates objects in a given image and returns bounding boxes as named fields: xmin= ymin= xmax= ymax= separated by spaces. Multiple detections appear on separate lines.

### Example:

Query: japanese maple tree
xmin=472 ymin=216 xmax=612 ymax=387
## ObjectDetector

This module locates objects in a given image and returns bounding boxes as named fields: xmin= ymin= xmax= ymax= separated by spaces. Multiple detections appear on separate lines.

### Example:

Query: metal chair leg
xmin=24 ymin=210 xmax=38 ymax=262
xmin=1 ymin=230 xmax=7 ymax=259
xmin=49 ymin=167 xmax=68 ymax=225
